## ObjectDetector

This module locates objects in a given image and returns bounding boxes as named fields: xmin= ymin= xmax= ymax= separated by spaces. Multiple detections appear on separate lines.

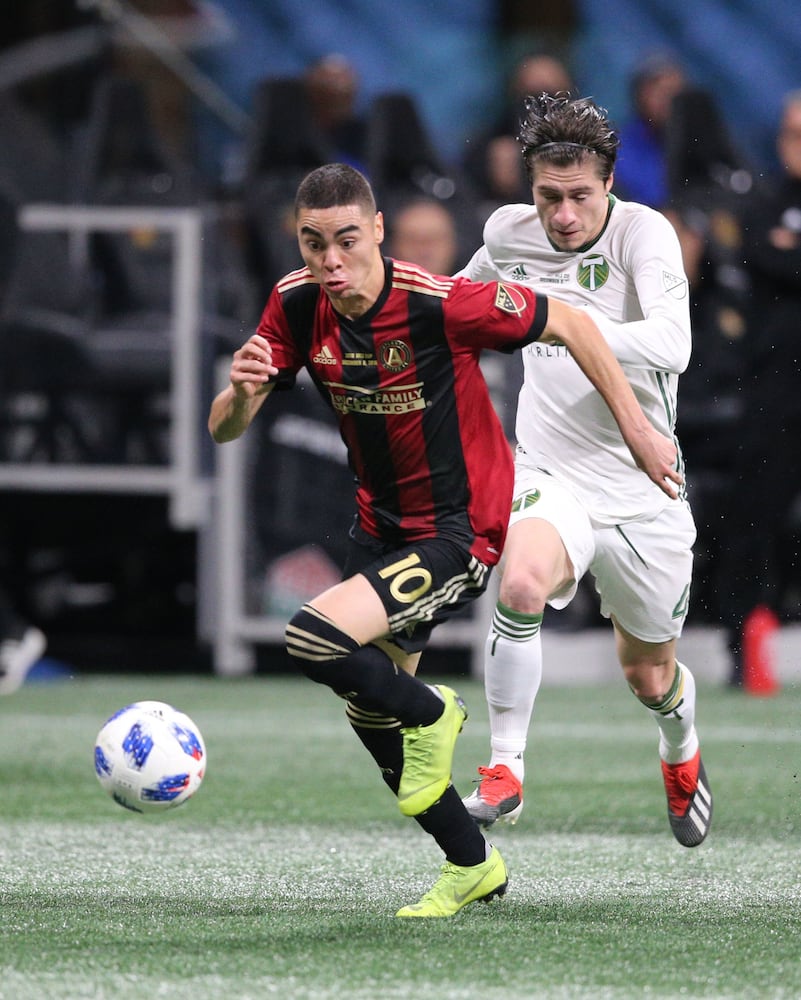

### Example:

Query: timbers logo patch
xmin=511 ymin=489 xmax=541 ymax=513
xmin=495 ymin=283 xmax=528 ymax=315
xmin=577 ymin=254 xmax=609 ymax=291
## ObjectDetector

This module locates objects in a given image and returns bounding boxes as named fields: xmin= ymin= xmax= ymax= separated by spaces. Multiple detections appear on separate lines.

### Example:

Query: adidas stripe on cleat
xmin=395 ymin=846 xmax=508 ymax=917
xmin=661 ymin=750 xmax=713 ymax=847
xmin=462 ymin=764 xmax=523 ymax=828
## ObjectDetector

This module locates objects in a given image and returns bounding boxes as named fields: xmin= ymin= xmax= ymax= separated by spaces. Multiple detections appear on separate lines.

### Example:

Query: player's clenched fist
xmin=208 ymin=334 xmax=279 ymax=442
xmin=230 ymin=334 xmax=278 ymax=397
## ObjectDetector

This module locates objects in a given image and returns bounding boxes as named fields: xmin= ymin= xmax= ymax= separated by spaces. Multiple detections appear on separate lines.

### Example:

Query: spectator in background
xmin=658 ymin=85 xmax=753 ymax=634
xmin=649 ymin=80 xmax=754 ymax=645
xmin=668 ymin=203 xmax=747 ymax=627
xmin=386 ymin=197 xmax=460 ymax=275
xmin=715 ymin=90 xmax=801 ymax=688
xmin=613 ymin=52 xmax=687 ymax=209
xmin=303 ymin=54 xmax=367 ymax=172
xmin=464 ymin=52 xmax=575 ymax=210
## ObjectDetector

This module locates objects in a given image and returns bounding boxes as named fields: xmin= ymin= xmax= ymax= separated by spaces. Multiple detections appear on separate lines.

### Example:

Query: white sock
xmin=484 ymin=601 xmax=543 ymax=783
xmin=641 ymin=660 xmax=699 ymax=765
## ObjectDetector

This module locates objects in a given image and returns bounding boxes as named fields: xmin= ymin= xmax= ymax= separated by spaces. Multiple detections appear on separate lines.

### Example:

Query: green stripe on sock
xmin=491 ymin=601 xmax=543 ymax=642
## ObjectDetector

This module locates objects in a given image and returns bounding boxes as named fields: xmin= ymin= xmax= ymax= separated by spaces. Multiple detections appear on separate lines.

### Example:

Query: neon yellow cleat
xmin=396 ymin=846 xmax=508 ymax=918
xmin=397 ymin=685 xmax=467 ymax=817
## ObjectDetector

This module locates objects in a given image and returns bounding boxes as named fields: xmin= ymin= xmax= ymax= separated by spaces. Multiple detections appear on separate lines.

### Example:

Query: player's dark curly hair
xmin=295 ymin=163 xmax=376 ymax=215
xmin=518 ymin=94 xmax=619 ymax=183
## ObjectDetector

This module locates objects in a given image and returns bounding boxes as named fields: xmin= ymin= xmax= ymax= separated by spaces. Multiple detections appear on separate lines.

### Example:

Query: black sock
xmin=415 ymin=786 xmax=488 ymax=867
xmin=340 ymin=644 xmax=444 ymax=724
xmin=346 ymin=702 xmax=403 ymax=793
xmin=347 ymin=703 xmax=487 ymax=868
xmin=287 ymin=605 xmax=444 ymax=725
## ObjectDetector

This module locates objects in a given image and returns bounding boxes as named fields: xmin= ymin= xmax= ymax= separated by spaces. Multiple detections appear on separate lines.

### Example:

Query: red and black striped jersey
xmin=256 ymin=257 xmax=547 ymax=565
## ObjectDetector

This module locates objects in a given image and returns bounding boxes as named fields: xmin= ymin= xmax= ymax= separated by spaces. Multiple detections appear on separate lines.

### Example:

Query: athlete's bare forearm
xmin=208 ymin=334 xmax=277 ymax=443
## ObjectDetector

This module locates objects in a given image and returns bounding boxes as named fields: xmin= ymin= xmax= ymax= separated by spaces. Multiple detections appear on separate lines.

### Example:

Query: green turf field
xmin=1 ymin=672 xmax=799 ymax=999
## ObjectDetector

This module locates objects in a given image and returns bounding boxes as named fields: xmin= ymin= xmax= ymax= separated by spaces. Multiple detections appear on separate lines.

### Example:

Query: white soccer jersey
xmin=458 ymin=195 xmax=691 ymax=524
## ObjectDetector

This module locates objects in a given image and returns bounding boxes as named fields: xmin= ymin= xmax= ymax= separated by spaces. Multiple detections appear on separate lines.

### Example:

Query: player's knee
xmin=498 ymin=564 xmax=549 ymax=614
xmin=285 ymin=604 xmax=360 ymax=684
xmin=623 ymin=660 xmax=675 ymax=703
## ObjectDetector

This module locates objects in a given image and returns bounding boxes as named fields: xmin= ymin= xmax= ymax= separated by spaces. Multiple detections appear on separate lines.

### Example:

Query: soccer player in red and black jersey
xmin=209 ymin=163 xmax=680 ymax=917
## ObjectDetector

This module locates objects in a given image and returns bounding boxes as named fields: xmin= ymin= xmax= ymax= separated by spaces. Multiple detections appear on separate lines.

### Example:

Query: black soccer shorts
xmin=342 ymin=521 xmax=490 ymax=653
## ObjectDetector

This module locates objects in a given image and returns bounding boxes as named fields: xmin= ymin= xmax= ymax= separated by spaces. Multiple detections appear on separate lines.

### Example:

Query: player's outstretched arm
xmin=542 ymin=299 xmax=682 ymax=499
xmin=208 ymin=334 xmax=278 ymax=443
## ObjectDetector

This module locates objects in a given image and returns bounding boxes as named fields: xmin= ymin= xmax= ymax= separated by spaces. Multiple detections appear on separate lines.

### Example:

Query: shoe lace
xmin=665 ymin=761 xmax=697 ymax=794
xmin=662 ymin=758 xmax=698 ymax=812
xmin=473 ymin=765 xmax=521 ymax=807
xmin=476 ymin=765 xmax=507 ymax=781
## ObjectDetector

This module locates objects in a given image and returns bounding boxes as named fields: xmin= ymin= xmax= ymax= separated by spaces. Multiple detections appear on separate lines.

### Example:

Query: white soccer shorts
xmin=508 ymin=466 xmax=696 ymax=642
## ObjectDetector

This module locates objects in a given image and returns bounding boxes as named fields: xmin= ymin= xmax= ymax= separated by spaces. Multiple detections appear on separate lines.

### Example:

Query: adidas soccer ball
xmin=94 ymin=700 xmax=207 ymax=813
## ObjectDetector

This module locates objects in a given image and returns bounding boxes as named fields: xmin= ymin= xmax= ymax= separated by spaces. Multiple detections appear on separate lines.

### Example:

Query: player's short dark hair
xmin=295 ymin=163 xmax=376 ymax=216
xmin=518 ymin=94 xmax=619 ymax=183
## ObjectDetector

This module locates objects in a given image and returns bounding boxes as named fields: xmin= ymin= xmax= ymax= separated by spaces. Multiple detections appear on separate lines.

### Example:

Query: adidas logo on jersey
xmin=312 ymin=345 xmax=337 ymax=365
xmin=511 ymin=264 xmax=528 ymax=281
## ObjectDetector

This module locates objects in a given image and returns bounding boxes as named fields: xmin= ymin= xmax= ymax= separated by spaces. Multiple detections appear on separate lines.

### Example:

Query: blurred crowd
xmin=1 ymin=10 xmax=800 ymax=690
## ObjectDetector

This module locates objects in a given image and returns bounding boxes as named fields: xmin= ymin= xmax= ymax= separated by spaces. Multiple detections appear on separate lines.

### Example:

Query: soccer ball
xmin=94 ymin=700 xmax=207 ymax=813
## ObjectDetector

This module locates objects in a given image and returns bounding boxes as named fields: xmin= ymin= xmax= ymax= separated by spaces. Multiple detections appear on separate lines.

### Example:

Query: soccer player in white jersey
xmin=459 ymin=93 xmax=712 ymax=847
